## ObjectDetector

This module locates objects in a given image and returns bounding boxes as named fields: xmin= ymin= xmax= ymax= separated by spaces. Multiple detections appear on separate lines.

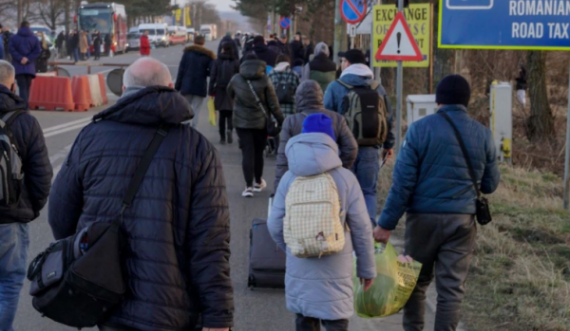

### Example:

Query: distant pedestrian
xmin=375 ymin=74 xmax=501 ymax=331
xmin=301 ymin=42 xmax=337 ymax=92
xmin=303 ymin=35 xmax=314 ymax=64
xmin=139 ymin=30 xmax=151 ymax=56
xmin=268 ymin=54 xmax=300 ymax=118
xmin=234 ymin=32 xmax=242 ymax=54
xmin=8 ymin=21 xmax=41 ymax=109
xmin=277 ymin=33 xmax=291 ymax=57
xmin=292 ymin=58 xmax=303 ymax=77
xmin=515 ymin=65 xmax=527 ymax=107
xmin=275 ymin=80 xmax=357 ymax=189
xmin=209 ymin=41 xmax=240 ymax=144
xmin=325 ymin=49 xmax=395 ymax=226
xmin=85 ymin=30 xmax=92 ymax=59
xmin=289 ymin=32 xmax=304 ymax=65
xmin=217 ymin=31 xmax=239 ymax=59
xmin=227 ymin=53 xmax=284 ymax=197
xmin=55 ymin=31 xmax=65 ymax=59
xmin=104 ymin=33 xmax=111 ymax=56
xmin=36 ymin=32 xmax=51 ymax=73
xmin=93 ymin=31 xmax=102 ymax=60
xmin=0 ymin=28 xmax=4 ymax=60
xmin=79 ymin=31 xmax=88 ymax=60
xmin=48 ymin=57 xmax=234 ymax=331
xmin=249 ymin=36 xmax=278 ymax=69
xmin=268 ymin=114 xmax=375 ymax=331
xmin=2 ymin=26 xmax=13 ymax=62
xmin=72 ymin=30 xmax=80 ymax=62
xmin=175 ymin=34 xmax=216 ymax=128
xmin=0 ymin=59 xmax=52 ymax=331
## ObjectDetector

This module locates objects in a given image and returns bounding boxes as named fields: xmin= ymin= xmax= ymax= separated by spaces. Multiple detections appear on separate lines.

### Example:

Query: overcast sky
xmin=214 ymin=0 xmax=235 ymax=12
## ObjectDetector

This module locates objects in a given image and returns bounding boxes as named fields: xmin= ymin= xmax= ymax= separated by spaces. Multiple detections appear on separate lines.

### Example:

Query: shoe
xmin=242 ymin=187 xmax=254 ymax=198
xmin=227 ymin=130 xmax=233 ymax=144
xmin=254 ymin=179 xmax=267 ymax=192
xmin=220 ymin=138 xmax=226 ymax=145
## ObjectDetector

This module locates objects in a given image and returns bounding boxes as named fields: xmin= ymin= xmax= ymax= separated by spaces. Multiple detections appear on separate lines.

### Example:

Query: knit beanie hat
xmin=302 ymin=113 xmax=336 ymax=141
xmin=435 ymin=75 xmax=471 ymax=107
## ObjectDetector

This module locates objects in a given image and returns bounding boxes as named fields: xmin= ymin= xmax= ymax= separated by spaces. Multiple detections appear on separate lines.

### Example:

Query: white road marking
xmin=44 ymin=122 xmax=92 ymax=138
xmin=43 ymin=117 xmax=92 ymax=134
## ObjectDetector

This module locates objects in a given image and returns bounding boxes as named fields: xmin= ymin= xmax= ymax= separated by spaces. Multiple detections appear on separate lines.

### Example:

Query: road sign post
xmin=376 ymin=5 xmax=422 ymax=155
xmin=565 ymin=54 xmax=570 ymax=210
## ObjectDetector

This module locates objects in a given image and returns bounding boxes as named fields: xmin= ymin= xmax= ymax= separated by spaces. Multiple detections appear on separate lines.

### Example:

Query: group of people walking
xmin=54 ymin=29 xmax=106 ymax=62
xmin=0 ymin=28 xmax=501 ymax=331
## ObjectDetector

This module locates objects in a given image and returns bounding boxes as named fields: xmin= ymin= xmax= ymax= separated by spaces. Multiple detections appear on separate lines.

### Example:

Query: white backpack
xmin=284 ymin=173 xmax=345 ymax=258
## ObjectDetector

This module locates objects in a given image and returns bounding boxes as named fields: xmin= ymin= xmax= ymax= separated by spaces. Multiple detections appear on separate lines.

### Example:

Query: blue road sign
xmin=439 ymin=0 xmax=570 ymax=50
xmin=341 ymin=0 xmax=367 ymax=24
xmin=280 ymin=17 xmax=291 ymax=30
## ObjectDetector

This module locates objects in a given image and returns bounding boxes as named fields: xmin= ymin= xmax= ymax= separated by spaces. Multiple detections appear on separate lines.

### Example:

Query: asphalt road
xmin=12 ymin=40 xmax=436 ymax=331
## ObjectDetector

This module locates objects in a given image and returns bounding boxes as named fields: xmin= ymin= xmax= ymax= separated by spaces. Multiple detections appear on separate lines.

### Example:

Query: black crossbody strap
xmin=121 ymin=125 xmax=170 ymax=212
xmin=246 ymin=79 xmax=269 ymax=118
xmin=438 ymin=112 xmax=481 ymax=199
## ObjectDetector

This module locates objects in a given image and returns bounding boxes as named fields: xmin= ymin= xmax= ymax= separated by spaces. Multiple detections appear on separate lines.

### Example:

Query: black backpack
xmin=274 ymin=72 xmax=296 ymax=105
xmin=27 ymin=125 xmax=170 ymax=329
xmin=338 ymin=80 xmax=388 ymax=146
xmin=0 ymin=111 xmax=25 ymax=207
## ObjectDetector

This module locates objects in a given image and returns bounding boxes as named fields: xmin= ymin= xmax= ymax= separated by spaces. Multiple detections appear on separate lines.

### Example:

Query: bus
xmin=77 ymin=2 xmax=128 ymax=54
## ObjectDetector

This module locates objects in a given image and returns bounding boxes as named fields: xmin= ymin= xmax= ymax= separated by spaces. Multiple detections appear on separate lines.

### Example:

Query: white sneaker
xmin=254 ymin=179 xmax=267 ymax=192
xmin=242 ymin=187 xmax=254 ymax=198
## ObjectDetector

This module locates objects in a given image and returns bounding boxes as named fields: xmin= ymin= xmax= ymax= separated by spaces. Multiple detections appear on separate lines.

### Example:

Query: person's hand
xmin=373 ymin=226 xmax=391 ymax=244
xmin=382 ymin=148 xmax=394 ymax=162
xmin=21 ymin=57 xmax=29 ymax=65
xmin=201 ymin=328 xmax=230 ymax=331
xmin=360 ymin=278 xmax=374 ymax=292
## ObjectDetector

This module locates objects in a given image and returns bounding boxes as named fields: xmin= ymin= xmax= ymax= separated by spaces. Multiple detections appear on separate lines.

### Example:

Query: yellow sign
xmin=372 ymin=4 xmax=431 ymax=68
xmin=185 ymin=7 xmax=191 ymax=27
xmin=174 ymin=9 xmax=182 ymax=24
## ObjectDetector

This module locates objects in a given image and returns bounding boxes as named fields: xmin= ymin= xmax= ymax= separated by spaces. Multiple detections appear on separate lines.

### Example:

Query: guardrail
xmin=48 ymin=62 xmax=130 ymax=75
xmin=47 ymin=62 xmax=127 ymax=97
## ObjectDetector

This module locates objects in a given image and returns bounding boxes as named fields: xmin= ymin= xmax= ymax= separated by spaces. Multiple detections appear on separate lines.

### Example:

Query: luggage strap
xmin=119 ymin=125 xmax=171 ymax=217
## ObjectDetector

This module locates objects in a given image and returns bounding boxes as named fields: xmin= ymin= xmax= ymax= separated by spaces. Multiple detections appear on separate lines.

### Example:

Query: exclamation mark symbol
xmin=397 ymin=32 xmax=401 ymax=54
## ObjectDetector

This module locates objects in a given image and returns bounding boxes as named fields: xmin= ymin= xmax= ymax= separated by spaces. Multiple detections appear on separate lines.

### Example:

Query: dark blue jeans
xmin=351 ymin=146 xmax=380 ymax=227
xmin=0 ymin=223 xmax=29 ymax=331
xmin=16 ymin=74 xmax=32 ymax=110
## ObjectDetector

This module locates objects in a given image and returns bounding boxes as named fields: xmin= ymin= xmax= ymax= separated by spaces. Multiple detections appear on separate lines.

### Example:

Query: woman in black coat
xmin=209 ymin=41 xmax=240 ymax=144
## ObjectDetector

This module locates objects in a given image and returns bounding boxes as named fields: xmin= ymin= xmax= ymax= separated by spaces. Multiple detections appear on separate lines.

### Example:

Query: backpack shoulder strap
xmin=0 ymin=111 xmax=25 ymax=130
xmin=336 ymin=79 xmax=353 ymax=90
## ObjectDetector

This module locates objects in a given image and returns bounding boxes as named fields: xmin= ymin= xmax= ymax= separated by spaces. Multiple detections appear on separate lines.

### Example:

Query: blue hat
xmin=302 ymin=113 xmax=336 ymax=141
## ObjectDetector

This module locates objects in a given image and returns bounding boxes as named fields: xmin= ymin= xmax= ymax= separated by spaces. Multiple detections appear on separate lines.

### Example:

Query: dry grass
xmin=377 ymin=163 xmax=570 ymax=331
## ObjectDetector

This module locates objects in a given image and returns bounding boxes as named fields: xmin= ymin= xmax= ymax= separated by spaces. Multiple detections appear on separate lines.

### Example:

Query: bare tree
xmin=527 ymin=51 xmax=555 ymax=142
xmin=36 ymin=0 xmax=65 ymax=31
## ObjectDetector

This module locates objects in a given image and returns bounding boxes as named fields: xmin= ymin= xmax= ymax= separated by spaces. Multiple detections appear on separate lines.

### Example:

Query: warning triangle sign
xmin=376 ymin=12 xmax=423 ymax=62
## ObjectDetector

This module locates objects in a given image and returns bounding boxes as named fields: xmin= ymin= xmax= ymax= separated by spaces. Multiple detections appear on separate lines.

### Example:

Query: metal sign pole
xmin=395 ymin=0 xmax=404 ymax=154
xmin=564 ymin=54 xmax=570 ymax=210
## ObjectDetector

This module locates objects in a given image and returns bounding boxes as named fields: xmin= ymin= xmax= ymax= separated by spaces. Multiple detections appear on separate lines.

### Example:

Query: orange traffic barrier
xmin=98 ymin=73 xmax=108 ymax=105
xmin=71 ymin=76 xmax=93 ymax=111
xmin=29 ymin=76 xmax=75 ymax=111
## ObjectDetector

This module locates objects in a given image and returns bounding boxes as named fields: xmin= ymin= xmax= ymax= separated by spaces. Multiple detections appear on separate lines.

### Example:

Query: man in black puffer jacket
xmin=49 ymin=57 xmax=234 ymax=331
xmin=0 ymin=60 xmax=52 ymax=331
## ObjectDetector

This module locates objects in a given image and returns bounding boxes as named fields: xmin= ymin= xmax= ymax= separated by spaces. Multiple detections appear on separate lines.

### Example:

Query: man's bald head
xmin=123 ymin=57 xmax=172 ymax=89
xmin=0 ymin=60 xmax=15 ymax=90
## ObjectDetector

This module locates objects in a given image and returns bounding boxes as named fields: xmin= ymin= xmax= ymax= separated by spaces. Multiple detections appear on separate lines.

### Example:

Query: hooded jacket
xmin=268 ymin=133 xmax=375 ymax=321
xmin=139 ymin=34 xmax=151 ymax=56
xmin=301 ymin=42 xmax=337 ymax=92
xmin=227 ymin=59 xmax=284 ymax=129
xmin=48 ymin=87 xmax=234 ymax=331
xmin=175 ymin=44 xmax=216 ymax=97
xmin=251 ymin=42 xmax=278 ymax=67
xmin=209 ymin=53 xmax=240 ymax=110
xmin=289 ymin=39 xmax=304 ymax=64
xmin=268 ymin=62 xmax=300 ymax=117
xmin=324 ymin=64 xmax=396 ymax=149
xmin=8 ymin=27 xmax=41 ymax=76
xmin=217 ymin=34 xmax=239 ymax=59
xmin=0 ymin=85 xmax=52 ymax=224
xmin=378 ymin=105 xmax=501 ymax=230
xmin=275 ymin=80 xmax=357 ymax=189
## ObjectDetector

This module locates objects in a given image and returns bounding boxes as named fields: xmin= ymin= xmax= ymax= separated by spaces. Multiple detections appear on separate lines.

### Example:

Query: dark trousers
xmin=403 ymin=213 xmax=477 ymax=331
xmin=295 ymin=314 xmax=349 ymax=331
xmin=219 ymin=110 xmax=233 ymax=140
xmin=94 ymin=47 xmax=101 ymax=60
xmin=236 ymin=127 xmax=267 ymax=187
xmin=73 ymin=48 xmax=79 ymax=62
xmin=16 ymin=74 xmax=33 ymax=109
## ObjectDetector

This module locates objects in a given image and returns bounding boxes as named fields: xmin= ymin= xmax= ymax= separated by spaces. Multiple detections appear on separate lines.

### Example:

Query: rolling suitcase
xmin=248 ymin=197 xmax=286 ymax=289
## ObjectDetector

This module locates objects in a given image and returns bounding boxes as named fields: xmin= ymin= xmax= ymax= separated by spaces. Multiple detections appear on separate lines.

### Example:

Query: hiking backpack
xmin=338 ymin=80 xmax=389 ymax=146
xmin=0 ymin=111 xmax=25 ymax=207
xmin=284 ymin=173 xmax=345 ymax=258
xmin=274 ymin=72 xmax=296 ymax=105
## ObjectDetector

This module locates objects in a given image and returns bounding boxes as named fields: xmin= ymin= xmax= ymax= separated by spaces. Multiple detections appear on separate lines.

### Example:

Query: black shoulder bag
xmin=438 ymin=112 xmax=492 ymax=225
xmin=246 ymin=79 xmax=281 ymax=137
xmin=27 ymin=125 xmax=171 ymax=329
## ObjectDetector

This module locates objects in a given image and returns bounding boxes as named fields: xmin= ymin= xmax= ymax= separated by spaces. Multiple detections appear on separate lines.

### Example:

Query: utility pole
xmin=371 ymin=0 xmax=382 ymax=81
xmin=564 ymin=54 xmax=570 ymax=210
xmin=64 ymin=0 xmax=70 ymax=33
xmin=333 ymin=0 xmax=347 ymax=64
xmin=395 ymin=0 xmax=403 ymax=155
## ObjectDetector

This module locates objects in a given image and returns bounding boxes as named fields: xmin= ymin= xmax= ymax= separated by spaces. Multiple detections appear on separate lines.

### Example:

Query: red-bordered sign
xmin=340 ymin=0 xmax=367 ymax=24
xmin=375 ymin=12 xmax=422 ymax=61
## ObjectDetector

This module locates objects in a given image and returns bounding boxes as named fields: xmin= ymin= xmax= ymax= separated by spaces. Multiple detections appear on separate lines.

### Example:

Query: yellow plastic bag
xmin=208 ymin=97 xmax=217 ymax=126
xmin=354 ymin=243 xmax=422 ymax=318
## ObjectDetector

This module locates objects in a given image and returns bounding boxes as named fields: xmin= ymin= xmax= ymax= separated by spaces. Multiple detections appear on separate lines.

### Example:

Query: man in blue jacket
xmin=324 ymin=49 xmax=395 ymax=226
xmin=375 ymin=75 xmax=501 ymax=331
xmin=175 ymin=35 xmax=216 ymax=128
xmin=0 ymin=60 xmax=52 ymax=331
xmin=8 ymin=21 xmax=40 ymax=109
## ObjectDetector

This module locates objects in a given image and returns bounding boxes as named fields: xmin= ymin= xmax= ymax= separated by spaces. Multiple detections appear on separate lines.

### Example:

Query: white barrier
xmin=36 ymin=72 xmax=57 ymax=77
xmin=87 ymin=74 xmax=104 ymax=107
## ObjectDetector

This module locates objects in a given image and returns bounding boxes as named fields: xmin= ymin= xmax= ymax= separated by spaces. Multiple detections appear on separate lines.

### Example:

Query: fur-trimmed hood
xmin=184 ymin=44 xmax=216 ymax=59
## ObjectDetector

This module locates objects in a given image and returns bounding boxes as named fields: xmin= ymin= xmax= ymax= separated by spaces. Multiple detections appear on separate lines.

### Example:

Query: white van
xmin=138 ymin=23 xmax=169 ymax=47
xmin=167 ymin=26 xmax=188 ymax=45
